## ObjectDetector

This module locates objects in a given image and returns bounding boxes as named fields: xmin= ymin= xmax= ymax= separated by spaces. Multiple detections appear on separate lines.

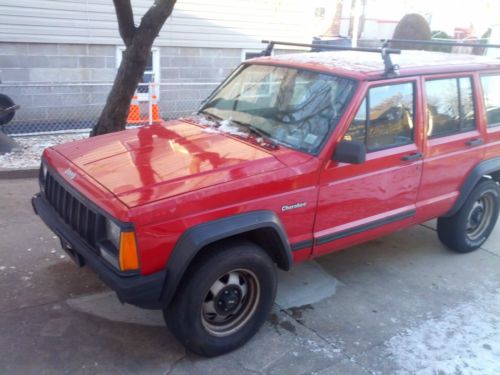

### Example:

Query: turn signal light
xmin=119 ymin=232 xmax=139 ymax=271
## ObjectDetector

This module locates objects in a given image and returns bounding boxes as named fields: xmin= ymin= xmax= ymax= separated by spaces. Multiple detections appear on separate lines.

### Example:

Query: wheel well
xmin=489 ymin=170 xmax=500 ymax=183
xmin=168 ymin=229 xmax=289 ymax=308
xmin=188 ymin=228 xmax=290 ymax=272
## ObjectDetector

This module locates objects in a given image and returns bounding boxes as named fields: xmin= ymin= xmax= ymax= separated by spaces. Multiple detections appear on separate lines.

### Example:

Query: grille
xmin=44 ymin=171 xmax=100 ymax=250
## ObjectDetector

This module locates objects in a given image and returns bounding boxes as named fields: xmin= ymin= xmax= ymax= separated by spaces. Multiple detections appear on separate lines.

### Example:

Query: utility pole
xmin=351 ymin=0 xmax=362 ymax=47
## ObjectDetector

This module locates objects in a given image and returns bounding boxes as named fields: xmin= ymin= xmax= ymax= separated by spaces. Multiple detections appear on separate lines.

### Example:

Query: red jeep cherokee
xmin=32 ymin=43 xmax=500 ymax=356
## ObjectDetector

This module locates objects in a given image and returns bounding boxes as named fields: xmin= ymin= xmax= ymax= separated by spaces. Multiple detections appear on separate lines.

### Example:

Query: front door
xmin=314 ymin=78 xmax=424 ymax=256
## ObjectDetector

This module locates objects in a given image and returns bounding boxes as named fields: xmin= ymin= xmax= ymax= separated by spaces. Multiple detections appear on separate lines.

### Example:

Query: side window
xmin=425 ymin=77 xmax=476 ymax=138
xmin=480 ymin=74 xmax=500 ymax=127
xmin=344 ymin=82 xmax=414 ymax=151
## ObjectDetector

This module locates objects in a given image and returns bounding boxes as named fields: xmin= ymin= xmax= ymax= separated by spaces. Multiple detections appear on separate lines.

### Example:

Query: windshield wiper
xmin=229 ymin=119 xmax=278 ymax=148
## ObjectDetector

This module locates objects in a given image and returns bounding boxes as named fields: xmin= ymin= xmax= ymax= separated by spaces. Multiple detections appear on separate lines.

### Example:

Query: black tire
xmin=164 ymin=241 xmax=277 ymax=357
xmin=0 ymin=94 xmax=16 ymax=125
xmin=438 ymin=179 xmax=500 ymax=253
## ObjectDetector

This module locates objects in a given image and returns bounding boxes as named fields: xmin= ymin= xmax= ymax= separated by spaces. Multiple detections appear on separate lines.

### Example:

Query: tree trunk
xmin=322 ymin=0 xmax=343 ymax=38
xmin=90 ymin=40 xmax=153 ymax=136
xmin=90 ymin=0 xmax=177 ymax=136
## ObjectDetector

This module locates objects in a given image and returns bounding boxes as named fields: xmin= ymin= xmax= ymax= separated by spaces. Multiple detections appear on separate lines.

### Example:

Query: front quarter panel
xmin=132 ymin=157 xmax=321 ymax=275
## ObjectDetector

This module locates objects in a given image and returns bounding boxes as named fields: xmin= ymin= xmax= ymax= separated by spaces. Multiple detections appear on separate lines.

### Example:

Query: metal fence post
xmin=148 ymin=82 xmax=153 ymax=126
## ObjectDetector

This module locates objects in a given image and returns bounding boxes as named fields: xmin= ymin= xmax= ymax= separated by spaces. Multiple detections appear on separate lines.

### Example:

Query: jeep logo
xmin=281 ymin=202 xmax=307 ymax=212
xmin=64 ymin=168 xmax=77 ymax=180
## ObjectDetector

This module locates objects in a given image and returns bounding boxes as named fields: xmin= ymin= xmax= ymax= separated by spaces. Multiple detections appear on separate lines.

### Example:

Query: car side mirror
xmin=333 ymin=141 xmax=366 ymax=164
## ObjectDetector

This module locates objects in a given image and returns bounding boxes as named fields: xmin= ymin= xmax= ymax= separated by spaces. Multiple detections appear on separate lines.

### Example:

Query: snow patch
xmin=0 ymin=133 xmax=87 ymax=169
xmin=190 ymin=114 xmax=248 ymax=137
xmin=386 ymin=291 xmax=500 ymax=375
xmin=183 ymin=114 xmax=217 ymax=127
xmin=296 ymin=337 xmax=341 ymax=359
xmin=216 ymin=119 xmax=248 ymax=137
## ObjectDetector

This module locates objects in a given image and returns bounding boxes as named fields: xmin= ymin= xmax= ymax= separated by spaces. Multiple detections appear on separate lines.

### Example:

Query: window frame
xmin=479 ymin=73 xmax=500 ymax=129
xmin=424 ymin=75 xmax=477 ymax=139
xmin=344 ymin=80 xmax=417 ymax=153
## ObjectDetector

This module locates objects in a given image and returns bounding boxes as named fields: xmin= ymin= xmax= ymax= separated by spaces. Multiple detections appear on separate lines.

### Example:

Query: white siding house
xmin=0 ymin=0 xmax=335 ymax=132
xmin=0 ymin=0 xmax=332 ymax=49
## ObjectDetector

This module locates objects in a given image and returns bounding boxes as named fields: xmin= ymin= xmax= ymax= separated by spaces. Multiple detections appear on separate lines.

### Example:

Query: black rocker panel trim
xmin=316 ymin=209 xmax=416 ymax=246
xmin=290 ymin=240 xmax=314 ymax=251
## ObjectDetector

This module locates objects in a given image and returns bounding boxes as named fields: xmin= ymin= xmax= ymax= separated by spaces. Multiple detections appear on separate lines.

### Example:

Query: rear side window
xmin=480 ymin=74 xmax=500 ymax=127
xmin=344 ymin=82 xmax=414 ymax=152
xmin=425 ymin=77 xmax=476 ymax=137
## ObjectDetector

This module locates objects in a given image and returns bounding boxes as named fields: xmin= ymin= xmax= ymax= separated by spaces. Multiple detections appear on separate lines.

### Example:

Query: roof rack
xmin=261 ymin=40 xmax=402 ymax=77
xmin=382 ymin=38 xmax=500 ymax=49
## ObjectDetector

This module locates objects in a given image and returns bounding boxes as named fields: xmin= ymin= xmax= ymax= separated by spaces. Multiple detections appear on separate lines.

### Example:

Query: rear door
xmin=313 ymin=78 xmax=424 ymax=256
xmin=479 ymin=72 xmax=500 ymax=159
xmin=416 ymin=74 xmax=485 ymax=221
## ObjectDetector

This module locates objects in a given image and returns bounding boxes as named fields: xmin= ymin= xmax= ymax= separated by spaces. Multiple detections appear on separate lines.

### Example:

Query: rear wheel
xmin=438 ymin=179 xmax=500 ymax=253
xmin=164 ymin=241 xmax=277 ymax=357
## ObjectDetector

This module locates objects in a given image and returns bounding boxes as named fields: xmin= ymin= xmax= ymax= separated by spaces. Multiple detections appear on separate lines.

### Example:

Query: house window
xmin=116 ymin=46 xmax=160 ymax=100
xmin=315 ymin=7 xmax=326 ymax=19
xmin=242 ymin=50 xmax=264 ymax=61
xmin=344 ymin=82 xmax=415 ymax=152
xmin=425 ymin=77 xmax=476 ymax=137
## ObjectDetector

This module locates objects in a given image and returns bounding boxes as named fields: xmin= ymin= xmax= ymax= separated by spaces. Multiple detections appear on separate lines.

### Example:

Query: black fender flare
xmin=444 ymin=157 xmax=500 ymax=217
xmin=160 ymin=210 xmax=292 ymax=307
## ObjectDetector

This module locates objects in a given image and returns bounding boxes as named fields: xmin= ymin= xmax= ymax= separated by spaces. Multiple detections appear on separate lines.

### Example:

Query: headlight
xmin=42 ymin=163 xmax=47 ymax=180
xmin=106 ymin=219 xmax=121 ymax=249
xmin=101 ymin=219 xmax=139 ymax=272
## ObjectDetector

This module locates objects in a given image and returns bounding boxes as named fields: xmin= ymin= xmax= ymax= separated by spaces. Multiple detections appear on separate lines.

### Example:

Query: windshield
xmin=199 ymin=64 xmax=356 ymax=154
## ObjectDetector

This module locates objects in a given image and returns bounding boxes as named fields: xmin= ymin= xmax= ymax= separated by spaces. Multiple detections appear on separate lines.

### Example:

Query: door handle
xmin=466 ymin=138 xmax=484 ymax=147
xmin=402 ymin=152 xmax=423 ymax=161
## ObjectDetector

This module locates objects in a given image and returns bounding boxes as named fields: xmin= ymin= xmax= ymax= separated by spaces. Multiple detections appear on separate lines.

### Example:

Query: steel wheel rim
xmin=201 ymin=268 xmax=260 ymax=337
xmin=466 ymin=194 xmax=495 ymax=241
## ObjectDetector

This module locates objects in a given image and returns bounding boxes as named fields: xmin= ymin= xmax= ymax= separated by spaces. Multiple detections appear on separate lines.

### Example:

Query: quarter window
xmin=480 ymin=74 xmax=500 ymax=127
xmin=425 ymin=77 xmax=476 ymax=137
xmin=344 ymin=83 xmax=414 ymax=152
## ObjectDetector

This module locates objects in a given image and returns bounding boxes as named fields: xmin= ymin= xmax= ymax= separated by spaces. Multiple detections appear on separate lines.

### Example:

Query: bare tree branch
xmin=138 ymin=0 xmax=177 ymax=39
xmin=113 ymin=0 xmax=136 ymax=46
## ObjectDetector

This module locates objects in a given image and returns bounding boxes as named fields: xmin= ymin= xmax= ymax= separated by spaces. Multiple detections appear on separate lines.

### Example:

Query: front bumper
xmin=32 ymin=193 xmax=167 ymax=309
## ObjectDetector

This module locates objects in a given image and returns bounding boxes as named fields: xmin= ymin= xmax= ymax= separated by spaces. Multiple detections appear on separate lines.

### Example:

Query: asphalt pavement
xmin=1 ymin=178 xmax=499 ymax=374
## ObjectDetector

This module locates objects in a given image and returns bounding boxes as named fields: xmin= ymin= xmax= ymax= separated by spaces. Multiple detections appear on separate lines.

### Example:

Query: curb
xmin=0 ymin=168 xmax=38 ymax=179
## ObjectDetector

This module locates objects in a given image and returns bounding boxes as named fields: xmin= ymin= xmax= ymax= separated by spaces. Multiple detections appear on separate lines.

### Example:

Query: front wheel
xmin=438 ymin=179 xmax=500 ymax=253
xmin=164 ymin=242 xmax=277 ymax=357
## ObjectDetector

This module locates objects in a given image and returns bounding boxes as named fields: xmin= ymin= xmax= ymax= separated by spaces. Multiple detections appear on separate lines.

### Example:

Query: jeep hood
xmin=52 ymin=121 xmax=286 ymax=207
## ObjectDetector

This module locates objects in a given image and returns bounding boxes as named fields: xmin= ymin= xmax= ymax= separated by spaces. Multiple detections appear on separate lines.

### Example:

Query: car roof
xmin=251 ymin=50 xmax=500 ymax=80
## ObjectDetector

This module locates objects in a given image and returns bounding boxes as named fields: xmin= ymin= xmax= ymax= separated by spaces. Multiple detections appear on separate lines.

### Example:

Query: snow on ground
xmin=0 ymin=132 xmax=88 ymax=169
xmin=385 ymin=289 xmax=500 ymax=375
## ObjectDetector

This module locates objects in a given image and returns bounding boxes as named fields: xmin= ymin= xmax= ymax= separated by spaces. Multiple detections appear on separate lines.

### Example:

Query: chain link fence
xmin=0 ymin=82 xmax=219 ymax=135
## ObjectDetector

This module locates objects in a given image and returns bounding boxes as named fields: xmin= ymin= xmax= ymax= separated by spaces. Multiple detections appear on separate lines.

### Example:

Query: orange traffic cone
xmin=127 ymin=95 xmax=141 ymax=124
xmin=151 ymin=95 xmax=161 ymax=123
